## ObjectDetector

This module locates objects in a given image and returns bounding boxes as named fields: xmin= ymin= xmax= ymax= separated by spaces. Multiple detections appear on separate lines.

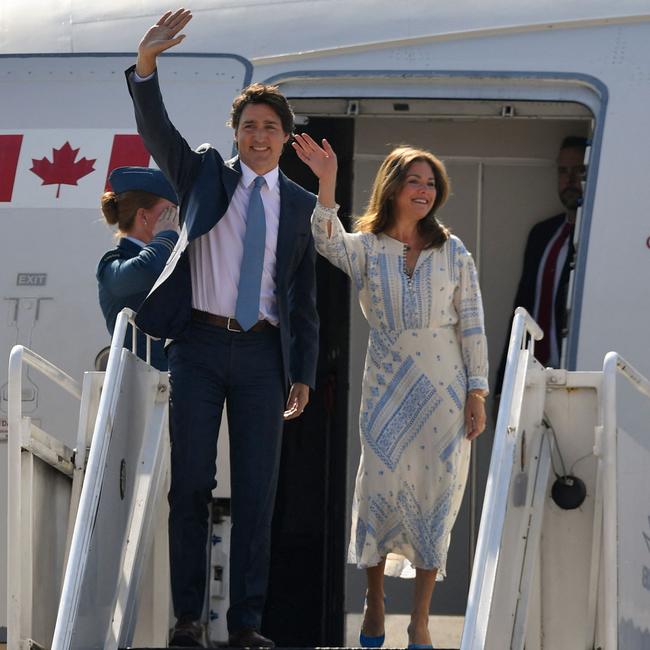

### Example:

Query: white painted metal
xmin=462 ymin=336 xmax=650 ymax=647
xmin=51 ymin=308 xmax=168 ymax=649
xmin=586 ymin=421 xmax=605 ymax=648
xmin=602 ymin=354 xmax=623 ymax=649
xmin=537 ymin=372 xmax=602 ymax=649
xmin=462 ymin=307 xmax=543 ymax=649
xmin=7 ymin=345 xmax=82 ymax=650
xmin=105 ymin=358 xmax=169 ymax=649
xmin=602 ymin=353 xmax=650 ymax=648
xmin=64 ymin=372 xmax=104 ymax=569
xmin=208 ymin=513 xmax=232 ymax=644
xmin=51 ymin=309 xmax=130 ymax=650
xmin=1 ymin=0 xmax=648 ymax=59
xmin=509 ymin=433 xmax=551 ymax=649
xmin=6 ymin=329 xmax=155 ymax=649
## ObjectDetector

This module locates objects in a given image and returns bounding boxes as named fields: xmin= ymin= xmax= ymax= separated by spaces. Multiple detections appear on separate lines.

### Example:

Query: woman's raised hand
xmin=293 ymin=133 xmax=338 ymax=208
xmin=292 ymin=134 xmax=338 ymax=182
xmin=137 ymin=9 xmax=192 ymax=76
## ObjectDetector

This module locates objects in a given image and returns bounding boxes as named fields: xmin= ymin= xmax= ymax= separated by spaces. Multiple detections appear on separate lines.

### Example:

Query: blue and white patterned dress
xmin=312 ymin=203 xmax=489 ymax=578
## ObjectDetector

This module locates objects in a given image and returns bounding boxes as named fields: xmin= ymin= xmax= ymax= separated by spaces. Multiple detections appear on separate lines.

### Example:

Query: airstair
xmin=461 ymin=307 xmax=650 ymax=649
xmin=5 ymin=309 xmax=172 ymax=650
xmin=4 ymin=307 xmax=650 ymax=648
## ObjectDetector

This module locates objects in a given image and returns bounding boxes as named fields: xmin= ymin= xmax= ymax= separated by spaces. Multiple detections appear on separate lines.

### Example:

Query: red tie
xmin=536 ymin=222 xmax=571 ymax=365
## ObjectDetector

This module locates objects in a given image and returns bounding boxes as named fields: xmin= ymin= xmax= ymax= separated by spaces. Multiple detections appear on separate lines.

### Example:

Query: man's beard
xmin=560 ymin=187 xmax=582 ymax=211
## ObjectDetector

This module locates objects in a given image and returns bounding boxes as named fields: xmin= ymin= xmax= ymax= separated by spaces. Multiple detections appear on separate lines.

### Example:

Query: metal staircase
xmin=6 ymin=309 xmax=170 ymax=650
xmin=461 ymin=308 xmax=650 ymax=649
xmin=6 ymin=307 xmax=650 ymax=648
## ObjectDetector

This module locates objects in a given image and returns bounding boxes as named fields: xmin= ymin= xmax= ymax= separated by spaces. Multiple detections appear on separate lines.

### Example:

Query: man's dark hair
xmin=560 ymin=135 xmax=588 ymax=151
xmin=230 ymin=83 xmax=295 ymax=135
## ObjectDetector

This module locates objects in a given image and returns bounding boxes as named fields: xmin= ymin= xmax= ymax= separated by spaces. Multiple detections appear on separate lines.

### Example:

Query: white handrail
xmin=51 ymin=307 xmax=154 ymax=650
xmin=601 ymin=351 xmax=650 ymax=650
xmin=462 ymin=306 xmax=543 ymax=649
xmin=7 ymin=346 xmax=82 ymax=650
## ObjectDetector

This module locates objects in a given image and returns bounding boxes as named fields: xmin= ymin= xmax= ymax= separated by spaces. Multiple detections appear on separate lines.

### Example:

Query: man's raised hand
xmin=136 ymin=9 xmax=192 ymax=77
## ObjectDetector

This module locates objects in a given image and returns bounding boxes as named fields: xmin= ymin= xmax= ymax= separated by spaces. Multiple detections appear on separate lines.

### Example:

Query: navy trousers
xmin=167 ymin=319 xmax=285 ymax=632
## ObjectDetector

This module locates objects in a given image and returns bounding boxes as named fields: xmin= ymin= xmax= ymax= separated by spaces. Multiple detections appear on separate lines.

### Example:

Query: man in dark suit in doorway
xmin=497 ymin=136 xmax=587 ymax=388
xmin=126 ymin=9 xmax=319 ymax=647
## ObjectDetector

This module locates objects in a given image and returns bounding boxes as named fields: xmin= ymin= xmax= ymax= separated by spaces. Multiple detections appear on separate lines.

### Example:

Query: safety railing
xmin=462 ymin=307 xmax=543 ymax=649
xmin=601 ymin=352 xmax=650 ymax=650
xmin=52 ymin=307 xmax=158 ymax=650
xmin=7 ymin=345 xmax=82 ymax=650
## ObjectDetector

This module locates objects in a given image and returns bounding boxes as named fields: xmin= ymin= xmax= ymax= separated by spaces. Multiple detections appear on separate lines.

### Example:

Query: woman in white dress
xmin=293 ymin=135 xmax=488 ymax=649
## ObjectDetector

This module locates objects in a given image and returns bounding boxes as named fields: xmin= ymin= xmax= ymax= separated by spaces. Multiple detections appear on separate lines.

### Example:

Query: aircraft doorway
xmin=341 ymin=99 xmax=591 ymax=627
xmin=263 ymin=98 xmax=592 ymax=647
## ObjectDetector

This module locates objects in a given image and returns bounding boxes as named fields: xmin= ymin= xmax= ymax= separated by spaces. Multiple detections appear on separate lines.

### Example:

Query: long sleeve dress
xmin=312 ymin=203 xmax=489 ymax=579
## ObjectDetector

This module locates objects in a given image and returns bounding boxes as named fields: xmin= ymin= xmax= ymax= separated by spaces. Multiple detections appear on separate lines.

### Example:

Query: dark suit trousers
xmin=167 ymin=320 xmax=285 ymax=631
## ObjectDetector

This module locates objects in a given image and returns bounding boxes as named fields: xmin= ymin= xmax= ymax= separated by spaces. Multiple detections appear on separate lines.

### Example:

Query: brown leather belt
xmin=191 ymin=308 xmax=273 ymax=333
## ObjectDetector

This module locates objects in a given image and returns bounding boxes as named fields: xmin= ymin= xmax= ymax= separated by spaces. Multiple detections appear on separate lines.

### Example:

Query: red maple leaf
xmin=30 ymin=141 xmax=96 ymax=198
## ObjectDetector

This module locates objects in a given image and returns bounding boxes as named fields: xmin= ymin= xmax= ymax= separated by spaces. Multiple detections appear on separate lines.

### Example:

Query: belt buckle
xmin=227 ymin=317 xmax=242 ymax=333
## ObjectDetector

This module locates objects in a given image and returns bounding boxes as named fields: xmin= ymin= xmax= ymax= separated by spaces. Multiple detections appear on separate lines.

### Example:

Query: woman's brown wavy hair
xmin=354 ymin=146 xmax=451 ymax=249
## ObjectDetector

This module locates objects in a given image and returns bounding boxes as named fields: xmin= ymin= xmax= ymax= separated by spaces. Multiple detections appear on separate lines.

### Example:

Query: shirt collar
xmin=239 ymin=160 xmax=279 ymax=192
xmin=123 ymin=235 xmax=146 ymax=248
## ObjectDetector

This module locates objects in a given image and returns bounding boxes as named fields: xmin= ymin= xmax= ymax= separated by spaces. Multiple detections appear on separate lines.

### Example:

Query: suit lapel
xmin=185 ymin=154 xmax=241 ymax=241
xmin=224 ymin=157 xmax=242 ymax=204
xmin=276 ymin=172 xmax=297 ymax=286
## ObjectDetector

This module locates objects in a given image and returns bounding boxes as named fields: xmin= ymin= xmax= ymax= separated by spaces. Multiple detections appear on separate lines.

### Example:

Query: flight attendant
xmin=97 ymin=166 xmax=179 ymax=370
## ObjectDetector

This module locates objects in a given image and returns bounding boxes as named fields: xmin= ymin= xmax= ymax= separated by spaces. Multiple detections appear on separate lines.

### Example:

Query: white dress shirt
xmin=131 ymin=71 xmax=282 ymax=325
xmin=189 ymin=161 xmax=281 ymax=325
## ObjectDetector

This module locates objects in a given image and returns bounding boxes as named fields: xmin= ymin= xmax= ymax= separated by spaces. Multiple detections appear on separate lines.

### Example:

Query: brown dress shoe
xmin=228 ymin=628 xmax=275 ymax=648
xmin=170 ymin=618 xmax=205 ymax=647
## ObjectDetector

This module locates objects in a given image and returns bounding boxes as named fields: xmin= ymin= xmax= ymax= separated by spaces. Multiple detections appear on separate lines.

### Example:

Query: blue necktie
xmin=235 ymin=176 xmax=266 ymax=331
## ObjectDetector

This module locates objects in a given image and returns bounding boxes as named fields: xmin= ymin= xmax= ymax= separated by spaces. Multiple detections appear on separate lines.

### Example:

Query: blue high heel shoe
xmin=359 ymin=595 xmax=385 ymax=648
xmin=359 ymin=631 xmax=385 ymax=648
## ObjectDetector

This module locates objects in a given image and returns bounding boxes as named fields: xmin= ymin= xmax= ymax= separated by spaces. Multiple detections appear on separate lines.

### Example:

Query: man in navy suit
xmin=497 ymin=136 xmax=587 ymax=389
xmin=126 ymin=9 xmax=319 ymax=647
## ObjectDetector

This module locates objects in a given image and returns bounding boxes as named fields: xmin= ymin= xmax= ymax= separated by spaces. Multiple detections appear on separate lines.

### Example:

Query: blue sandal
xmin=360 ymin=594 xmax=386 ymax=648
xmin=360 ymin=631 xmax=386 ymax=648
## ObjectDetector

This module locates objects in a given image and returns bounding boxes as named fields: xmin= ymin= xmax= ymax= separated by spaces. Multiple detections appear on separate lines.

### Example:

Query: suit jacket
xmin=125 ymin=65 xmax=319 ymax=389
xmin=97 ymin=232 xmax=178 ymax=371
xmin=496 ymin=213 xmax=574 ymax=389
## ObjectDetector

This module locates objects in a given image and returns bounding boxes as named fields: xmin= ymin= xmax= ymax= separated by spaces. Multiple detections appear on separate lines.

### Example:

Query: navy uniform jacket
xmin=125 ymin=65 xmax=319 ymax=390
xmin=97 ymin=231 xmax=179 ymax=370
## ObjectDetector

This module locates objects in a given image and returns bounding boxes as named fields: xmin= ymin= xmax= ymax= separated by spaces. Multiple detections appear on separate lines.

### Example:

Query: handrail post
xmin=52 ymin=307 xmax=137 ymax=649
xmin=7 ymin=346 xmax=24 ymax=650
xmin=7 ymin=345 xmax=83 ymax=650
xmin=600 ymin=351 xmax=650 ymax=650
xmin=462 ymin=307 xmax=543 ymax=649
xmin=601 ymin=352 xmax=618 ymax=650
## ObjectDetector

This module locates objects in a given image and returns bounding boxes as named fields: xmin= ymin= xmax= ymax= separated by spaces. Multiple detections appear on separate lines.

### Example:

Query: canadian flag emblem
xmin=0 ymin=131 xmax=151 ymax=207
xmin=30 ymin=142 xmax=96 ymax=198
